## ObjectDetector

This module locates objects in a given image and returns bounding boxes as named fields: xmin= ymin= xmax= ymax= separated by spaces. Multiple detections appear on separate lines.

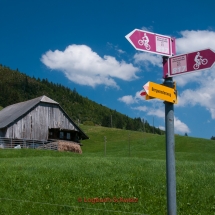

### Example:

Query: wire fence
xmin=0 ymin=137 xmax=58 ymax=150
xmin=0 ymin=197 xmax=148 ymax=215
xmin=100 ymin=133 xmax=150 ymax=157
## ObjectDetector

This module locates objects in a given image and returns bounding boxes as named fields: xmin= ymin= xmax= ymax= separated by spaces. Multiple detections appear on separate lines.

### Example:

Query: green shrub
xmin=83 ymin=121 xmax=95 ymax=126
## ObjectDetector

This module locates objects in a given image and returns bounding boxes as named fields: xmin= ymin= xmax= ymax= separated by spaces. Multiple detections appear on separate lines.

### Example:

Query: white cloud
xmin=118 ymin=90 xmax=144 ymax=105
xmin=126 ymin=95 xmax=190 ymax=134
xmin=159 ymin=126 xmax=165 ymax=131
xmin=176 ymin=30 xmax=215 ymax=54
xmin=41 ymin=44 xmax=139 ymax=88
xmin=174 ymin=117 xmax=190 ymax=133
xmin=144 ymin=117 xmax=190 ymax=134
xmin=147 ymin=110 xmax=190 ymax=134
xmin=135 ymin=90 xmax=144 ymax=100
xmin=147 ymin=108 xmax=165 ymax=118
xmin=177 ymin=68 xmax=215 ymax=119
xmin=118 ymin=95 xmax=137 ymax=105
xmin=107 ymin=42 xmax=126 ymax=54
xmin=117 ymin=49 xmax=125 ymax=54
xmin=132 ymin=106 xmax=148 ymax=111
xmin=133 ymin=52 xmax=162 ymax=68
xmin=141 ymin=26 xmax=154 ymax=32
xmin=174 ymin=71 xmax=203 ymax=87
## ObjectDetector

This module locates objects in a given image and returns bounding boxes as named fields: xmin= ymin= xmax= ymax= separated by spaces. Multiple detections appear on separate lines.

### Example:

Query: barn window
xmin=66 ymin=133 xmax=71 ymax=140
xmin=60 ymin=132 xmax=64 ymax=139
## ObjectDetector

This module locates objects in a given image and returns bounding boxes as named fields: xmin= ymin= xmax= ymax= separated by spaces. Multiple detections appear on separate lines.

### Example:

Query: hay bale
xmin=58 ymin=141 xmax=82 ymax=154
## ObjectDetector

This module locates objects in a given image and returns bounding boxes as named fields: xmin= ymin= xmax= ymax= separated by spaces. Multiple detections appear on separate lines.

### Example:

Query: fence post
xmin=128 ymin=133 xmax=131 ymax=156
xmin=104 ymin=136 xmax=106 ymax=156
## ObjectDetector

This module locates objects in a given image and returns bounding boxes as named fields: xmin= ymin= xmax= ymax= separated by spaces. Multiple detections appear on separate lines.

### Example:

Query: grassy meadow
xmin=0 ymin=125 xmax=215 ymax=214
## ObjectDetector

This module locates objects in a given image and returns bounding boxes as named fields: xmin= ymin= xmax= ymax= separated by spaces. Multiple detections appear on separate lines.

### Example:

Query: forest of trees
xmin=0 ymin=64 xmax=164 ymax=135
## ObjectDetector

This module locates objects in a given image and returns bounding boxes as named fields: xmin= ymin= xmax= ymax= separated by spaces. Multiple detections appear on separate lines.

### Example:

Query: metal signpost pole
xmin=163 ymin=57 xmax=177 ymax=215
xmin=126 ymin=29 xmax=178 ymax=214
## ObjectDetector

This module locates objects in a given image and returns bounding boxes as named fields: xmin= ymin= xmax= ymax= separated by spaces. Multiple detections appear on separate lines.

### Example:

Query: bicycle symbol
xmin=138 ymin=33 xmax=151 ymax=50
xmin=193 ymin=52 xmax=208 ymax=70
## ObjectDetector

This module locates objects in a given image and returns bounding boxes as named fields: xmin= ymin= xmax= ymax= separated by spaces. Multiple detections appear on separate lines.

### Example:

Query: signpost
xmin=163 ymin=48 xmax=215 ymax=78
xmin=126 ymin=29 xmax=177 ymax=215
xmin=125 ymin=29 xmax=176 ymax=56
xmin=126 ymin=28 xmax=215 ymax=215
xmin=143 ymin=81 xmax=177 ymax=104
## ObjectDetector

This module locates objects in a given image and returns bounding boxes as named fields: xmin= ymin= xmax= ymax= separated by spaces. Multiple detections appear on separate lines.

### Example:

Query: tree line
xmin=0 ymin=64 xmax=164 ymax=135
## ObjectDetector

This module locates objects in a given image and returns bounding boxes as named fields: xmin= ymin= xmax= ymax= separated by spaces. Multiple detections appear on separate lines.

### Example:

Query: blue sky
xmin=0 ymin=0 xmax=215 ymax=139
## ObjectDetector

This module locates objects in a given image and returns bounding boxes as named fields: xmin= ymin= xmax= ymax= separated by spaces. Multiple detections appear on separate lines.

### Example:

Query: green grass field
xmin=0 ymin=125 xmax=215 ymax=215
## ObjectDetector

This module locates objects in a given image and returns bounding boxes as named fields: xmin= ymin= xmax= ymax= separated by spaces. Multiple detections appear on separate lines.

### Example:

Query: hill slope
xmin=0 ymin=64 xmax=163 ymax=134
xmin=81 ymin=125 xmax=215 ymax=161
xmin=0 ymin=126 xmax=215 ymax=214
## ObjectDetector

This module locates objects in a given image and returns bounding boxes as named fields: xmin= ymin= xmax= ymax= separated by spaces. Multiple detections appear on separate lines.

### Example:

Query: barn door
xmin=48 ymin=128 xmax=60 ymax=139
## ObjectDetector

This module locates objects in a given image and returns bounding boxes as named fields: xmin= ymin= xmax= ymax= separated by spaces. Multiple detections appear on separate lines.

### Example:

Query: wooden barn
xmin=0 ymin=95 xmax=89 ymax=142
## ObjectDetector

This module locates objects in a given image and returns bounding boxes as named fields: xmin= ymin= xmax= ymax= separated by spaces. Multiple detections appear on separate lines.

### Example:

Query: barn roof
xmin=0 ymin=95 xmax=89 ymax=139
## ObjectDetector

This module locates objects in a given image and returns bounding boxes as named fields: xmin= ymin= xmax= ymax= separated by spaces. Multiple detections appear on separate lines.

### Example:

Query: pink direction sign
xmin=125 ymin=29 xmax=176 ymax=56
xmin=164 ymin=49 xmax=215 ymax=78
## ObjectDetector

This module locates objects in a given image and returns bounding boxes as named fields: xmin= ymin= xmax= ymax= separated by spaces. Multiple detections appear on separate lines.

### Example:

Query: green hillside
xmin=0 ymin=64 xmax=163 ymax=134
xmin=81 ymin=125 xmax=215 ymax=161
xmin=0 ymin=126 xmax=215 ymax=214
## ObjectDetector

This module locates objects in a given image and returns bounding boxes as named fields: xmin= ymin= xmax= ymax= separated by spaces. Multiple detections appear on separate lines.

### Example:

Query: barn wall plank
xmin=4 ymin=103 xmax=78 ymax=140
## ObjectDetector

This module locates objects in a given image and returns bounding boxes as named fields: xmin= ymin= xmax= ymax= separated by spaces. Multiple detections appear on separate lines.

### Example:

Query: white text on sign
xmin=171 ymin=55 xmax=187 ymax=75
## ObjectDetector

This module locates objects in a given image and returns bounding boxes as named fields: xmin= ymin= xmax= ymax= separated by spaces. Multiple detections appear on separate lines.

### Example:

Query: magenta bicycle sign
xmin=164 ymin=48 xmax=215 ymax=78
xmin=125 ymin=29 xmax=176 ymax=57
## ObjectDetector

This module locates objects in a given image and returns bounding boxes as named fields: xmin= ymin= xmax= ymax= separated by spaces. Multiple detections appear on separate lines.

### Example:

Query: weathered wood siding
xmin=4 ymin=103 xmax=77 ymax=140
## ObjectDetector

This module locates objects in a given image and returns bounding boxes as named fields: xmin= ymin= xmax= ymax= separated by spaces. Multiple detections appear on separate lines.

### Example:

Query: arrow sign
xmin=125 ymin=29 xmax=176 ymax=56
xmin=143 ymin=82 xmax=177 ymax=104
xmin=140 ymin=90 xmax=155 ymax=100
xmin=164 ymin=49 xmax=215 ymax=77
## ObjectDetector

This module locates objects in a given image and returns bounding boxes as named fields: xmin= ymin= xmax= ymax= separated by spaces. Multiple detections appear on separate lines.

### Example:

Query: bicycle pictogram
xmin=138 ymin=33 xmax=151 ymax=50
xmin=193 ymin=52 xmax=208 ymax=69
